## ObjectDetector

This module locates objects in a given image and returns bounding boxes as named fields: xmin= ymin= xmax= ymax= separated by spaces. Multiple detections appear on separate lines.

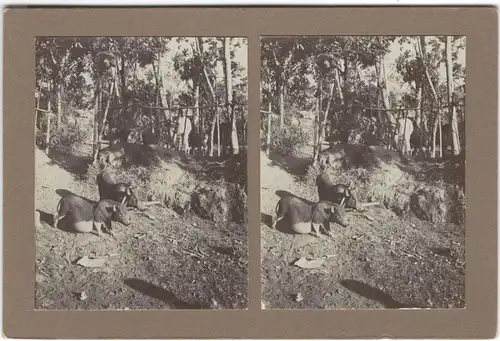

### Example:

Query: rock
xmin=191 ymin=185 xmax=230 ymax=223
xmin=410 ymin=186 xmax=450 ymax=223
xmin=191 ymin=183 xmax=247 ymax=224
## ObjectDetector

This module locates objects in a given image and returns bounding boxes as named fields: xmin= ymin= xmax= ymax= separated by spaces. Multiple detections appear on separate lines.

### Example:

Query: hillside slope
xmin=260 ymin=149 xmax=465 ymax=309
xmin=35 ymin=148 xmax=248 ymax=310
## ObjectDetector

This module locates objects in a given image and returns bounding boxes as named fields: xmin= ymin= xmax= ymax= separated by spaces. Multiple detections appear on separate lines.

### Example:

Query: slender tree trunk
xmin=216 ymin=104 xmax=221 ymax=157
xmin=35 ymin=93 xmax=40 ymax=130
xmin=120 ymin=56 xmax=127 ymax=100
xmin=312 ymin=94 xmax=321 ymax=162
xmin=209 ymin=109 xmax=216 ymax=157
xmin=417 ymin=36 xmax=440 ymax=158
xmin=56 ymin=82 xmax=62 ymax=130
xmin=92 ymin=81 xmax=100 ymax=161
xmin=376 ymin=56 xmax=393 ymax=145
xmin=343 ymin=57 xmax=350 ymax=115
xmin=45 ymin=100 xmax=52 ymax=155
xmin=334 ymin=69 xmax=343 ymax=102
xmin=321 ymin=81 xmax=335 ymax=143
xmin=332 ymin=68 xmax=343 ymax=128
xmin=266 ymin=83 xmax=272 ymax=156
xmin=266 ymin=113 xmax=272 ymax=157
xmin=416 ymin=81 xmax=422 ymax=126
xmin=93 ymin=81 xmax=115 ymax=161
xmin=194 ymin=82 xmax=200 ymax=133
xmin=155 ymin=84 xmax=160 ymax=139
xmin=223 ymin=37 xmax=239 ymax=154
xmin=438 ymin=114 xmax=443 ymax=158
xmin=432 ymin=112 xmax=438 ymax=158
xmin=151 ymin=55 xmax=164 ymax=140
xmin=446 ymin=36 xmax=461 ymax=155
xmin=277 ymin=75 xmax=285 ymax=128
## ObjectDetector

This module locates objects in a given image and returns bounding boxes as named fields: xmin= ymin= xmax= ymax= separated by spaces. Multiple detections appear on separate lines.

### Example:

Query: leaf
xmin=76 ymin=256 xmax=107 ymax=268
xmin=293 ymin=257 xmax=325 ymax=269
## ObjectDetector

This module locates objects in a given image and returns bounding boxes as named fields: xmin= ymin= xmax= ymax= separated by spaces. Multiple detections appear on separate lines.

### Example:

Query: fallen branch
xmin=141 ymin=201 xmax=162 ymax=206
xmin=359 ymin=202 xmax=381 ymax=208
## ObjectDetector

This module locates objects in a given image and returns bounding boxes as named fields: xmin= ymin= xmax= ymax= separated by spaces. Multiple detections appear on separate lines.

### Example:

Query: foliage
xmin=262 ymin=117 xmax=311 ymax=156
xmin=49 ymin=123 xmax=90 ymax=155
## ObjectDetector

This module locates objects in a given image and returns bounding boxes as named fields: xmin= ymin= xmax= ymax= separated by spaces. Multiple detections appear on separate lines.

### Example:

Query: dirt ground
xmin=260 ymin=149 xmax=465 ymax=309
xmin=35 ymin=148 xmax=248 ymax=310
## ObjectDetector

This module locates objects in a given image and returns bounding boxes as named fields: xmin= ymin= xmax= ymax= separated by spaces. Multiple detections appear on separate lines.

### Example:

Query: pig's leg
xmin=93 ymin=221 xmax=102 ymax=236
xmin=311 ymin=222 xmax=323 ymax=239
xmin=107 ymin=221 xmax=114 ymax=236
xmin=271 ymin=201 xmax=285 ymax=229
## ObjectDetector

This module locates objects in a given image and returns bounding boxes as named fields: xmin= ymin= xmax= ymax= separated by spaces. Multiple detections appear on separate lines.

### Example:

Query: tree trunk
xmin=120 ymin=56 xmax=127 ymax=100
xmin=266 ymin=83 xmax=272 ymax=157
xmin=45 ymin=100 xmax=52 ymax=155
xmin=343 ymin=56 xmax=350 ymax=114
xmin=334 ymin=68 xmax=343 ymax=102
xmin=209 ymin=108 xmax=216 ymax=157
xmin=376 ymin=56 xmax=393 ymax=145
xmin=417 ymin=36 xmax=440 ymax=158
xmin=230 ymin=93 xmax=239 ymax=154
xmin=56 ymin=82 xmax=62 ymax=130
xmin=92 ymin=83 xmax=100 ymax=162
xmin=93 ymin=81 xmax=115 ymax=161
xmin=35 ymin=93 xmax=40 ymax=130
xmin=312 ymin=95 xmax=321 ymax=162
xmin=438 ymin=113 xmax=443 ymax=158
xmin=445 ymin=36 xmax=461 ymax=155
xmin=321 ymin=81 xmax=335 ymax=143
xmin=266 ymin=113 xmax=272 ymax=157
xmin=194 ymin=82 xmax=200 ymax=133
xmin=216 ymin=104 xmax=221 ymax=157
xmin=277 ymin=75 xmax=285 ymax=128
xmin=223 ymin=37 xmax=239 ymax=154
xmin=151 ymin=55 xmax=164 ymax=140
xmin=432 ymin=111 xmax=438 ymax=159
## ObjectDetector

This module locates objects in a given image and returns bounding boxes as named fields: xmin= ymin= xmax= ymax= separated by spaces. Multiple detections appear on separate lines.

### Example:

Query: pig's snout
xmin=120 ymin=216 xmax=132 ymax=226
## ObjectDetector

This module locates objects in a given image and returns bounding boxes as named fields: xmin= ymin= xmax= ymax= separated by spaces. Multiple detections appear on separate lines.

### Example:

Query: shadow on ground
xmin=340 ymin=279 xmax=413 ymax=309
xmin=261 ymin=213 xmax=273 ymax=227
xmin=275 ymin=190 xmax=313 ymax=205
xmin=267 ymin=150 xmax=311 ymax=176
xmin=124 ymin=278 xmax=210 ymax=309
xmin=37 ymin=210 xmax=54 ymax=227
xmin=48 ymin=150 xmax=91 ymax=176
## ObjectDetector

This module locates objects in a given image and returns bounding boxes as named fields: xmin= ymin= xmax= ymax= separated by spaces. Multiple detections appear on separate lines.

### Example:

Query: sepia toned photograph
xmin=260 ymin=36 xmax=466 ymax=309
xmin=34 ymin=36 xmax=248 ymax=310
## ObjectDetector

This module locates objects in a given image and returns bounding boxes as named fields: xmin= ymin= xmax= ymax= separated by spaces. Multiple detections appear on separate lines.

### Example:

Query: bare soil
xmin=35 ymin=148 xmax=248 ymax=310
xmin=260 ymin=149 xmax=465 ymax=309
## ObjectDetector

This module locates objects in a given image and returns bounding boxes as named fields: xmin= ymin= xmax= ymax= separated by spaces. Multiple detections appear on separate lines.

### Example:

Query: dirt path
xmin=35 ymin=149 xmax=248 ymax=310
xmin=260 ymin=150 xmax=465 ymax=309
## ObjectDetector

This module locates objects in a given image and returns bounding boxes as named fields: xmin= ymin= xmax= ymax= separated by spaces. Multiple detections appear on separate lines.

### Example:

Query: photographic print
xmin=35 ymin=36 xmax=248 ymax=310
xmin=260 ymin=36 xmax=466 ymax=309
